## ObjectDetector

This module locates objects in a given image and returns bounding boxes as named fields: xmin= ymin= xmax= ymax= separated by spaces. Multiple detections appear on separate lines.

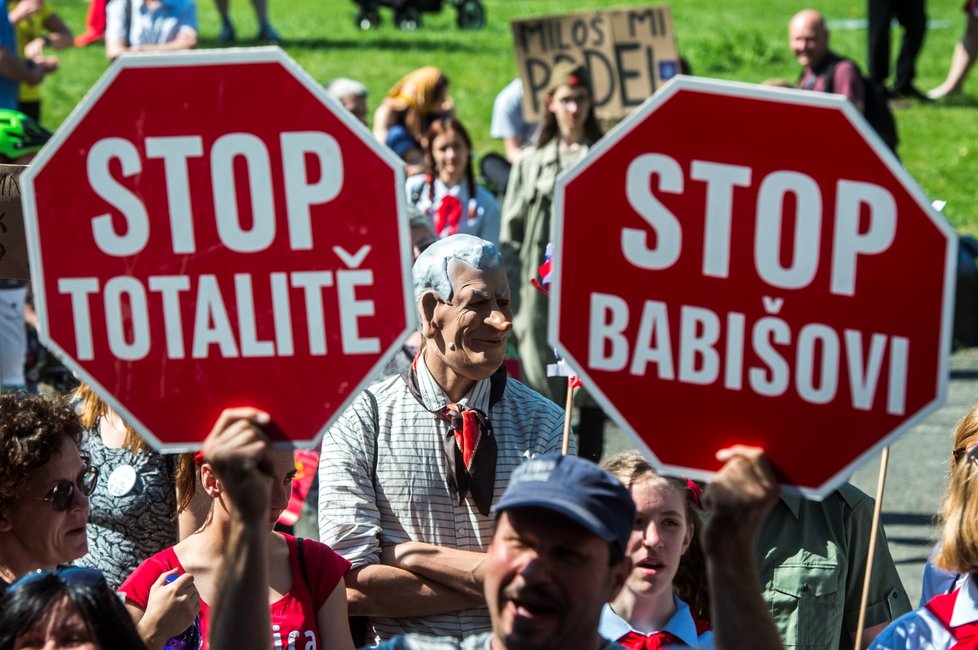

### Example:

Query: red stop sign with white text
xmin=22 ymin=48 xmax=413 ymax=450
xmin=552 ymin=77 xmax=956 ymax=498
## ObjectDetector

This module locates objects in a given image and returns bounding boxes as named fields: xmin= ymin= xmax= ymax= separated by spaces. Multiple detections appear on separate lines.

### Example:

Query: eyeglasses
xmin=34 ymin=464 xmax=99 ymax=512
xmin=8 ymin=566 xmax=106 ymax=592
xmin=953 ymin=445 xmax=978 ymax=468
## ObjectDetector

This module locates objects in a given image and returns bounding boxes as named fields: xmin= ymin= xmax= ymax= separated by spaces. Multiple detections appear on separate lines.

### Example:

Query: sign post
xmin=552 ymin=76 xmax=957 ymax=498
xmin=22 ymin=48 xmax=413 ymax=450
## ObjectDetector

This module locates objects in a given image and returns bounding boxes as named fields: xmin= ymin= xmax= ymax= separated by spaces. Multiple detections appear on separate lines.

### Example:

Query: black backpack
xmin=819 ymin=57 xmax=899 ymax=154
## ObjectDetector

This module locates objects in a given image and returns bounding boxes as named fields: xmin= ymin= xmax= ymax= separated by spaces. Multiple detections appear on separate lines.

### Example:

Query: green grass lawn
xmin=40 ymin=0 xmax=978 ymax=232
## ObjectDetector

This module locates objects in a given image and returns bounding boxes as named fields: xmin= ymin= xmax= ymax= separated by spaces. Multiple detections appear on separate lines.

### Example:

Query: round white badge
xmin=106 ymin=464 xmax=137 ymax=497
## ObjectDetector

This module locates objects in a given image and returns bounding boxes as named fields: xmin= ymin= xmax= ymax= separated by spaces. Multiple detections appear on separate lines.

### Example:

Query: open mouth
xmin=509 ymin=597 xmax=558 ymax=623
xmin=636 ymin=558 xmax=666 ymax=573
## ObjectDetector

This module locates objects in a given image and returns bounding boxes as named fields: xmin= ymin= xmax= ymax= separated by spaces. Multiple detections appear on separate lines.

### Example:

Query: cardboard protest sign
xmin=511 ymin=5 xmax=680 ymax=121
xmin=0 ymin=165 xmax=28 ymax=280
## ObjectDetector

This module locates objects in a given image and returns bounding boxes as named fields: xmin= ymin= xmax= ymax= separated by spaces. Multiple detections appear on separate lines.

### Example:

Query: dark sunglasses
xmin=8 ymin=566 xmax=106 ymax=592
xmin=35 ymin=464 xmax=99 ymax=512
xmin=953 ymin=446 xmax=978 ymax=467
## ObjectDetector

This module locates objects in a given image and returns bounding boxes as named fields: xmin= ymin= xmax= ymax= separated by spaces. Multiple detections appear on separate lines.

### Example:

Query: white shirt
xmin=318 ymin=356 xmax=568 ymax=642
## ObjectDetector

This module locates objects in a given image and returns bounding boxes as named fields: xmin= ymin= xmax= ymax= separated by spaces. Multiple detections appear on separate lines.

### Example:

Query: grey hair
xmin=413 ymin=234 xmax=503 ymax=304
xmin=326 ymin=77 xmax=368 ymax=100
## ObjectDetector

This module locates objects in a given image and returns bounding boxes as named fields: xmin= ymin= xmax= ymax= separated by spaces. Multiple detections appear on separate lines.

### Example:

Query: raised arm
xmin=703 ymin=446 xmax=783 ymax=650
xmin=203 ymin=408 xmax=276 ymax=650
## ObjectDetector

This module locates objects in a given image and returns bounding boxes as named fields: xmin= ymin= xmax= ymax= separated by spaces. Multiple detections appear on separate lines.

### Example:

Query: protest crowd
xmin=0 ymin=0 xmax=973 ymax=649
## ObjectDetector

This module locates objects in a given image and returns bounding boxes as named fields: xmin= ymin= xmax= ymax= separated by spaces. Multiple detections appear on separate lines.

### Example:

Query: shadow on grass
xmin=197 ymin=35 xmax=482 ymax=53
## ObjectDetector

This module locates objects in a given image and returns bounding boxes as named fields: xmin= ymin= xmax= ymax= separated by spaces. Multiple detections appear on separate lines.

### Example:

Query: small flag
xmin=547 ymin=348 xmax=583 ymax=388
xmin=530 ymin=243 xmax=554 ymax=295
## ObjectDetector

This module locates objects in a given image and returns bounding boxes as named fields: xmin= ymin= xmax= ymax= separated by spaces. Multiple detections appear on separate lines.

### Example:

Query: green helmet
xmin=0 ymin=109 xmax=51 ymax=161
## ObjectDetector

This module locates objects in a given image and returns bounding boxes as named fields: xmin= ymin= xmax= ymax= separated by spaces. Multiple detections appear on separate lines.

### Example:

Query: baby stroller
xmin=354 ymin=0 xmax=485 ymax=31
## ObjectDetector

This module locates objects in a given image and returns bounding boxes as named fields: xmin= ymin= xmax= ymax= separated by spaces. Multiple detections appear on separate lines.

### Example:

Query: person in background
xmin=790 ymin=9 xmax=865 ymax=111
xmin=0 ymin=0 xmax=54 ymax=113
xmin=490 ymin=78 xmax=538 ymax=165
xmin=599 ymin=451 xmax=712 ymax=648
xmin=213 ymin=0 xmax=278 ymax=43
xmin=867 ymin=0 xmax=928 ymax=100
xmin=71 ymin=384 xmax=207 ymax=591
xmin=0 ymin=566 xmax=149 ymax=650
xmin=7 ymin=0 xmax=70 ymax=121
xmin=928 ymin=0 xmax=978 ymax=99
xmin=499 ymin=61 xmax=606 ymax=462
xmin=373 ymin=67 xmax=452 ymax=176
xmin=104 ymin=0 xmax=198 ymax=61
xmin=756 ymin=479 xmax=911 ymax=648
xmin=406 ymin=116 xmax=500 ymax=244
xmin=326 ymin=77 xmax=368 ymax=125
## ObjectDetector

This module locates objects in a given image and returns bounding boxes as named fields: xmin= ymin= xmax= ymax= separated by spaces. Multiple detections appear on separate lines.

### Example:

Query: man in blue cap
xmin=373 ymin=453 xmax=635 ymax=650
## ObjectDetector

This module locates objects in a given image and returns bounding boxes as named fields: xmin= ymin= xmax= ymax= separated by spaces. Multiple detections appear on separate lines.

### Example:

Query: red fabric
xmin=966 ymin=0 xmax=978 ymax=18
xmin=279 ymin=448 xmax=320 ymax=526
xmin=434 ymin=194 xmax=463 ymax=237
xmin=444 ymin=404 xmax=481 ymax=469
xmin=119 ymin=534 xmax=351 ymax=649
xmin=925 ymin=589 xmax=978 ymax=647
xmin=617 ymin=630 xmax=682 ymax=649
xmin=82 ymin=0 xmax=107 ymax=36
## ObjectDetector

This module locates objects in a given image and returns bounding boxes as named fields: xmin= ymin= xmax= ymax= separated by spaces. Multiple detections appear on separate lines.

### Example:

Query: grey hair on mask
xmin=413 ymin=234 xmax=503 ymax=304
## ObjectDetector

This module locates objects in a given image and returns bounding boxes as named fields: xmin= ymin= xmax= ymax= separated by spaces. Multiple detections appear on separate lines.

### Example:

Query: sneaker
xmin=889 ymin=85 xmax=931 ymax=102
xmin=257 ymin=22 xmax=280 ymax=43
xmin=218 ymin=21 xmax=236 ymax=44
xmin=74 ymin=31 xmax=104 ymax=47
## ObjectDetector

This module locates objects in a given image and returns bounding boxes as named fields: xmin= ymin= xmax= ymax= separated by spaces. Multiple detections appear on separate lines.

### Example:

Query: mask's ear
xmin=419 ymin=291 xmax=441 ymax=340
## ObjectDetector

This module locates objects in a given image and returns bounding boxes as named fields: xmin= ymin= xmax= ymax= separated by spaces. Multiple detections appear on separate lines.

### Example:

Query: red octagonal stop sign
xmin=553 ymin=77 xmax=956 ymax=498
xmin=22 ymin=48 xmax=413 ymax=450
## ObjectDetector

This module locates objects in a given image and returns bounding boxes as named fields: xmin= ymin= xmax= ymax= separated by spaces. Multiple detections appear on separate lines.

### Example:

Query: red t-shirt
xmin=119 ymin=533 xmax=351 ymax=649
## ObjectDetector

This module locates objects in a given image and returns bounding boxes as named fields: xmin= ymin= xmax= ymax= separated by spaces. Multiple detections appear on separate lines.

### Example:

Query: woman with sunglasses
xmin=120 ymin=408 xmax=355 ymax=650
xmin=0 ymin=392 xmax=97 ymax=589
xmin=870 ymin=404 xmax=978 ymax=649
xmin=0 ymin=566 xmax=148 ymax=650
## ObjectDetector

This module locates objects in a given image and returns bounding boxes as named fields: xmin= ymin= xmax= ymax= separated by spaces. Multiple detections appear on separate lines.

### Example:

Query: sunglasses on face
xmin=34 ymin=464 xmax=99 ymax=513
xmin=8 ymin=566 xmax=106 ymax=592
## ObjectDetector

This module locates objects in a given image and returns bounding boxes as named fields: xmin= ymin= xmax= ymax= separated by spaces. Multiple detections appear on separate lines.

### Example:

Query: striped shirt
xmin=318 ymin=356 xmax=570 ymax=642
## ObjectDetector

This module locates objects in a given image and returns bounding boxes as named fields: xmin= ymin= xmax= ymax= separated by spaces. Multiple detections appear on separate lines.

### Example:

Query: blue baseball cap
xmin=494 ymin=454 xmax=636 ymax=553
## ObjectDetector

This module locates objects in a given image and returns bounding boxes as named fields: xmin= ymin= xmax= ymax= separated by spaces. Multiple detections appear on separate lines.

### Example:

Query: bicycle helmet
xmin=0 ymin=109 xmax=51 ymax=161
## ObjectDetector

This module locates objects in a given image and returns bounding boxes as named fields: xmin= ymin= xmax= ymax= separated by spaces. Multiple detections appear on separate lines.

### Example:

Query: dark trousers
xmin=867 ymin=0 xmax=927 ymax=90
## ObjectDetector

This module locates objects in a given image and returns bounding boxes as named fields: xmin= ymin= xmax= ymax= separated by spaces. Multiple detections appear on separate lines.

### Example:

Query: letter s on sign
xmin=622 ymin=153 xmax=682 ymax=271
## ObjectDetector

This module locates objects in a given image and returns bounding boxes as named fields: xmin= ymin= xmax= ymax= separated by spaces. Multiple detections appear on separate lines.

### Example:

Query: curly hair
xmin=0 ymin=571 xmax=148 ymax=650
xmin=601 ymin=450 xmax=710 ymax=621
xmin=0 ymin=392 xmax=83 ymax=515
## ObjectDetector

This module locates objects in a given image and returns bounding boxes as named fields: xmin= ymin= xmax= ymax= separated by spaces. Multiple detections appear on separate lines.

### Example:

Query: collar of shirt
xmin=950 ymin=574 xmax=978 ymax=627
xmin=415 ymin=354 xmax=492 ymax=414
xmin=598 ymin=596 xmax=701 ymax=647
